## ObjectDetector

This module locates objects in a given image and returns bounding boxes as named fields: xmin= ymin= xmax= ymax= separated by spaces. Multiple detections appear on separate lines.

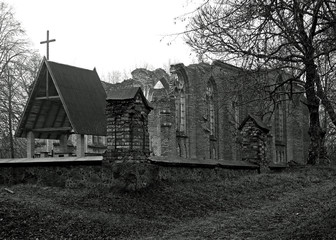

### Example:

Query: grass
xmin=1 ymin=165 xmax=336 ymax=239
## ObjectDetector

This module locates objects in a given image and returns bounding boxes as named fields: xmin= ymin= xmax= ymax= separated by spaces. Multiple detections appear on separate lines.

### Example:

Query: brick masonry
xmin=104 ymin=92 xmax=151 ymax=163
xmin=239 ymin=117 xmax=270 ymax=172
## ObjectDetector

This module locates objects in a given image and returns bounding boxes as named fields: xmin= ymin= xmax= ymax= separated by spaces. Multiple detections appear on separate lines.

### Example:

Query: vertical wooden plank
xmin=27 ymin=131 xmax=35 ymax=158
xmin=76 ymin=134 xmax=85 ymax=157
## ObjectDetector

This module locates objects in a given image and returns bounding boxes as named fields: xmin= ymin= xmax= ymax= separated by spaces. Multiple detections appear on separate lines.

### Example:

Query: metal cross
xmin=40 ymin=30 xmax=56 ymax=60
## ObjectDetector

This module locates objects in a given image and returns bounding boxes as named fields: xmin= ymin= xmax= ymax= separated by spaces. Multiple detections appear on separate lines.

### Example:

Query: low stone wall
xmin=156 ymin=165 xmax=257 ymax=182
xmin=0 ymin=161 xmax=258 ymax=190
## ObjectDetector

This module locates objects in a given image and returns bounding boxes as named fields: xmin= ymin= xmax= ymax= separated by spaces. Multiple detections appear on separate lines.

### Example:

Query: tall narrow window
xmin=180 ymin=91 xmax=186 ymax=132
xmin=275 ymin=86 xmax=286 ymax=163
xmin=173 ymin=73 xmax=187 ymax=133
xmin=275 ymin=100 xmax=284 ymax=141
xmin=175 ymin=96 xmax=179 ymax=130
xmin=207 ymin=81 xmax=215 ymax=136
xmin=279 ymin=102 xmax=284 ymax=141
xmin=232 ymin=100 xmax=240 ymax=128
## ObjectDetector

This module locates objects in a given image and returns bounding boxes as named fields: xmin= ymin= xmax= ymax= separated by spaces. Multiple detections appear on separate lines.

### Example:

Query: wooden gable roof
xmin=238 ymin=114 xmax=270 ymax=133
xmin=106 ymin=87 xmax=153 ymax=110
xmin=16 ymin=58 xmax=107 ymax=139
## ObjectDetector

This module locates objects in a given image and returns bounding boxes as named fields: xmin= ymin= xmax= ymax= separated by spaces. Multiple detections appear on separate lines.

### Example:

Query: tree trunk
xmin=305 ymin=61 xmax=324 ymax=165
xmin=8 ymin=96 xmax=14 ymax=159
xmin=6 ymin=66 xmax=15 ymax=159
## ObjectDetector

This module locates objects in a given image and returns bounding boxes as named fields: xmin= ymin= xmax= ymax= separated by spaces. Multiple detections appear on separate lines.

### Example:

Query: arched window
xmin=274 ymin=85 xmax=286 ymax=163
xmin=275 ymin=102 xmax=284 ymax=141
xmin=274 ymin=89 xmax=285 ymax=143
xmin=206 ymin=81 xmax=215 ymax=136
xmin=173 ymin=73 xmax=187 ymax=133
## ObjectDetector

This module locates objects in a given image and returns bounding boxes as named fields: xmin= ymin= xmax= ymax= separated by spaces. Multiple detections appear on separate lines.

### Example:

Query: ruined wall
xmin=148 ymin=101 xmax=161 ymax=156
xmin=102 ymin=62 xmax=309 ymax=165
xmin=182 ymin=62 xmax=244 ymax=161
xmin=169 ymin=63 xmax=240 ymax=161
xmin=148 ymin=95 xmax=176 ymax=157
xmin=240 ymin=118 xmax=269 ymax=172
xmin=286 ymin=95 xmax=310 ymax=164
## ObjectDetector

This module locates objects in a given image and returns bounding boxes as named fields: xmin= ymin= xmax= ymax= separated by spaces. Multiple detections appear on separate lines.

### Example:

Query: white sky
xmin=5 ymin=0 xmax=198 ymax=79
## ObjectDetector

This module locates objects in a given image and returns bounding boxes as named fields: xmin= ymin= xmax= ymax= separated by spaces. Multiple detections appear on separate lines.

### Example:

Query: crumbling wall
xmin=240 ymin=119 xmax=269 ymax=172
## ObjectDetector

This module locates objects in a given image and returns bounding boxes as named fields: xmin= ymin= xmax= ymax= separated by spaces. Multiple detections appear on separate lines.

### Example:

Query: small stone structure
xmin=103 ymin=87 xmax=156 ymax=190
xmin=104 ymin=87 xmax=152 ymax=163
xmin=239 ymin=114 xmax=270 ymax=172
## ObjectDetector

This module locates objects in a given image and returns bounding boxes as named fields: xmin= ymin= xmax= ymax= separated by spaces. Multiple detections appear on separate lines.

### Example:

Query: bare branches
xmin=183 ymin=0 xmax=336 ymax=164
xmin=0 ymin=2 xmax=41 ymax=158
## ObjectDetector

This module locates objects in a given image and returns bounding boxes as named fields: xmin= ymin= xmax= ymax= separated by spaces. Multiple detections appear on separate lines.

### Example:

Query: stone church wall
xmin=168 ymin=63 xmax=243 ymax=161
xmin=149 ymin=96 xmax=176 ymax=157
xmin=286 ymin=95 xmax=310 ymax=164
xmin=162 ymin=62 xmax=310 ymax=164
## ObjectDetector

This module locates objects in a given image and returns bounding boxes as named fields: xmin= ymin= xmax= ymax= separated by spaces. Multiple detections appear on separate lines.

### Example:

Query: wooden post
xmin=27 ymin=131 xmax=35 ymax=158
xmin=60 ymin=134 xmax=68 ymax=153
xmin=76 ymin=134 xmax=85 ymax=157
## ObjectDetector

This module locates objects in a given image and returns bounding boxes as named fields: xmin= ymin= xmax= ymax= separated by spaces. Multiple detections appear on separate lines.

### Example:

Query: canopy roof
xmin=16 ymin=58 xmax=107 ymax=139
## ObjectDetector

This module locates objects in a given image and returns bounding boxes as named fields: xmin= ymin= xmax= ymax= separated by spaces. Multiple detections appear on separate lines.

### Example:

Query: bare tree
xmin=184 ymin=0 xmax=336 ymax=164
xmin=0 ymin=2 xmax=41 ymax=158
xmin=103 ymin=70 xmax=123 ymax=84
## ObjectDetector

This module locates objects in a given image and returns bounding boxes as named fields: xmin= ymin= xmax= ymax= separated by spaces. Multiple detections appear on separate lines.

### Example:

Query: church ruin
xmin=15 ymin=58 xmax=310 ymax=167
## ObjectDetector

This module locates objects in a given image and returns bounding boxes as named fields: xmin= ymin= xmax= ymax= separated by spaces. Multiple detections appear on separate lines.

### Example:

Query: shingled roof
xmin=16 ymin=58 xmax=107 ymax=139
xmin=238 ymin=114 xmax=270 ymax=133
xmin=106 ymin=87 xmax=153 ymax=109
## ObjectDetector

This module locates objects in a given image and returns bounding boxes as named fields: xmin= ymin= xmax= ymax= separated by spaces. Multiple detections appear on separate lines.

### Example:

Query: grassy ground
xmin=1 ymin=165 xmax=336 ymax=239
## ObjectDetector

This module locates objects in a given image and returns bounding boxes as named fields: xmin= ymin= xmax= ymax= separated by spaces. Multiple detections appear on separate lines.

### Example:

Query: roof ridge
xmin=47 ymin=60 xmax=95 ymax=72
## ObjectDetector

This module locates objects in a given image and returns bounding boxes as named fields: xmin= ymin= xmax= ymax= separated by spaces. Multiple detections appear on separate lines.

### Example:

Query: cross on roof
xmin=40 ymin=30 xmax=56 ymax=60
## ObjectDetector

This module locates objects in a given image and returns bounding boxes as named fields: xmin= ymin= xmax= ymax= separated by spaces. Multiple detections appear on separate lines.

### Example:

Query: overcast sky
xmin=5 ymin=0 xmax=198 ymax=79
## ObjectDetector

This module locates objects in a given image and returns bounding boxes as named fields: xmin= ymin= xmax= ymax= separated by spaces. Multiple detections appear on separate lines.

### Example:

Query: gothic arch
xmin=155 ymin=77 xmax=170 ymax=91
xmin=207 ymin=77 xmax=218 ymax=159
xmin=171 ymin=64 xmax=190 ymax=158
xmin=170 ymin=64 xmax=189 ymax=93
xmin=274 ymin=74 xmax=287 ymax=163
xmin=206 ymin=77 xmax=218 ymax=136
xmin=171 ymin=65 xmax=189 ymax=134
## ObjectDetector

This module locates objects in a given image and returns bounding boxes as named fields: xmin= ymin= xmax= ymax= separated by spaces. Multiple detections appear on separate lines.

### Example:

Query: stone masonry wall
xmin=240 ymin=119 xmax=269 ymax=171
xmin=105 ymin=97 xmax=151 ymax=163
xmin=287 ymin=96 xmax=310 ymax=164
xmin=148 ymin=95 xmax=176 ymax=157
xmin=148 ymin=101 xmax=161 ymax=156
xmin=0 ymin=163 xmax=258 ymax=190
